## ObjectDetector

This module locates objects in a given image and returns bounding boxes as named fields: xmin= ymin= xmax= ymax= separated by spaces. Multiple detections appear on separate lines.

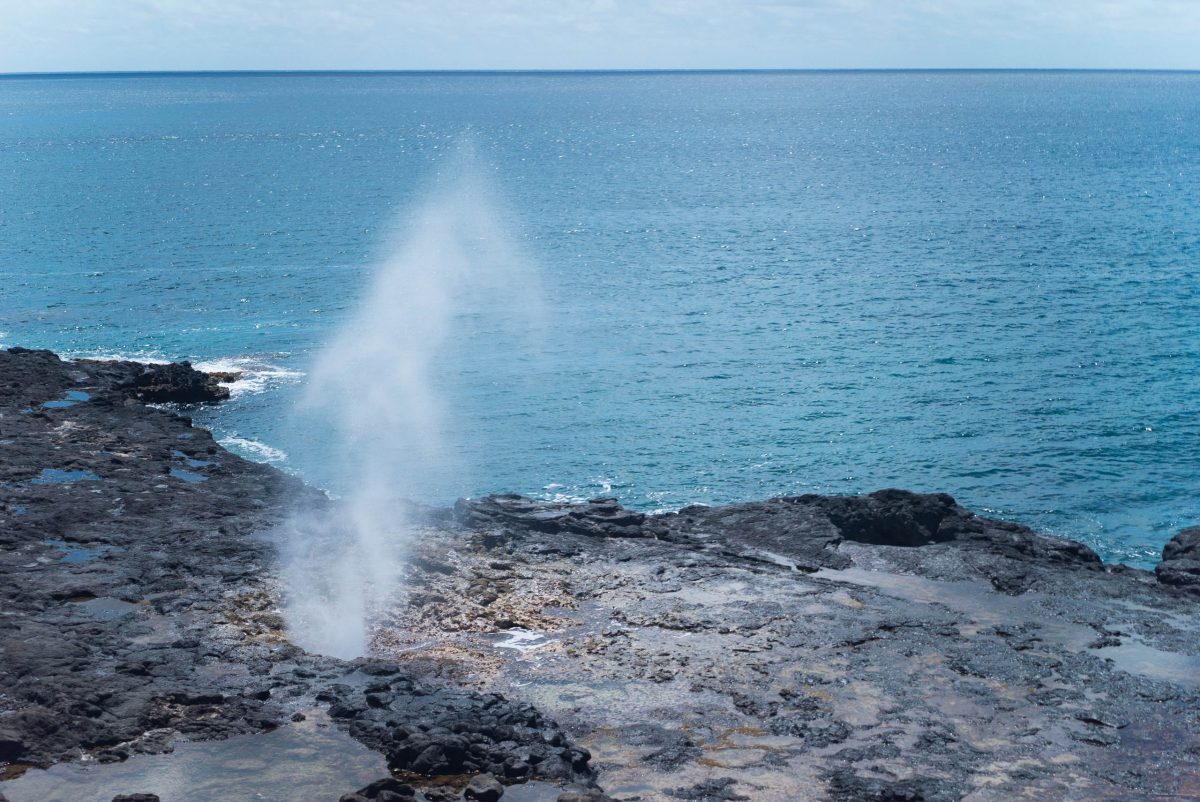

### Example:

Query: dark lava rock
xmin=456 ymin=494 xmax=647 ymax=539
xmin=339 ymin=777 xmax=417 ymax=802
xmin=800 ymin=489 xmax=970 ymax=546
xmin=667 ymin=777 xmax=751 ymax=801
xmin=475 ymin=489 xmax=1096 ymax=581
xmin=111 ymin=795 xmax=161 ymax=802
xmin=326 ymin=673 xmax=591 ymax=783
xmin=827 ymin=769 xmax=963 ymax=802
xmin=0 ymin=348 xmax=592 ymax=789
xmin=7 ymin=346 xmax=1200 ymax=802
xmin=464 ymin=772 xmax=504 ymax=801
xmin=464 ymin=489 xmax=1104 ymax=588
xmin=1156 ymin=526 xmax=1200 ymax=594
xmin=658 ymin=489 xmax=1102 ymax=578
xmin=123 ymin=360 xmax=231 ymax=404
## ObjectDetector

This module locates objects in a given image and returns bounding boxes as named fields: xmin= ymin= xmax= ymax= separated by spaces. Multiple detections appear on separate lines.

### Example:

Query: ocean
xmin=1 ymin=70 xmax=1197 ymax=566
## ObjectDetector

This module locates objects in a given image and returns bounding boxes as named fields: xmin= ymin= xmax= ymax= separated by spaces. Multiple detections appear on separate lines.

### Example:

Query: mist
xmin=276 ymin=148 xmax=540 ymax=658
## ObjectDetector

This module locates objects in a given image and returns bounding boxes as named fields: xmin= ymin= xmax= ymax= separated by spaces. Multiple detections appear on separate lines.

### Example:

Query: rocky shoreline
xmin=1 ymin=347 xmax=1198 ymax=801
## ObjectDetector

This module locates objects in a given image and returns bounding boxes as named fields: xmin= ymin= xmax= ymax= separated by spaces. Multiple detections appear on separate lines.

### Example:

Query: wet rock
xmin=656 ymin=489 xmax=1102 ymax=578
xmin=339 ymin=777 xmax=417 ymax=802
xmin=396 ymin=490 xmax=1200 ymax=799
xmin=826 ymin=770 xmax=963 ymax=802
xmin=558 ymin=792 xmax=615 ymax=802
xmin=802 ymin=489 xmax=970 ymax=546
xmin=0 ymin=726 xmax=26 ymax=761
xmin=1156 ymin=526 xmax=1200 ymax=593
xmin=666 ymin=778 xmax=750 ymax=801
xmin=455 ymin=494 xmax=647 ymax=539
xmin=329 ymin=674 xmax=590 ymax=783
xmin=111 ymin=795 xmax=161 ymax=802
xmin=464 ymin=773 xmax=504 ymax=801
xmin=2 ymin=348 xmax=594 ymax=787
xmin=124 ymin=360 xmax=231 ymax=404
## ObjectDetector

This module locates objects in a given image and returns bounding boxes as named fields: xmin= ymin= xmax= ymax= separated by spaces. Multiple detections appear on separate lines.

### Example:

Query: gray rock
xmin=464 ymin=773 xmax=504 ymax=802
xmin=0 ymin=348 xmax=592 ymax=790
xmin=1157 ymin=526 xmax=1200 ymax=593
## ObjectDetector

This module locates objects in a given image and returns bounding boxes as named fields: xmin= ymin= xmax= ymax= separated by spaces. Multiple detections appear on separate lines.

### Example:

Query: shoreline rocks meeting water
xmin=1 ymin=346 xmax=1199 ymax=801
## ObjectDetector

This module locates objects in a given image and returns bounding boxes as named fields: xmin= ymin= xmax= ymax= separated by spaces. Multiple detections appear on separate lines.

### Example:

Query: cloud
xmin=0 ymin=0 xmax=1196 ymax=72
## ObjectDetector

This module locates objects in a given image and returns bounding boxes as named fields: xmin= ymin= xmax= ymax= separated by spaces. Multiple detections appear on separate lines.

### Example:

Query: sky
xmin=1 ymin=0 xmax=1198 ymax=73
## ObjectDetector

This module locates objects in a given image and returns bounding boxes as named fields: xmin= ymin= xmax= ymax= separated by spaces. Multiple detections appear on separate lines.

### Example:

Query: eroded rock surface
xmin=0 ymin=348 xmax=592 ymax=800
xmin=377 ymin=495 xmax=1200 ymax=801
xmin=3 ymin=346 xmax=1199 ymax=802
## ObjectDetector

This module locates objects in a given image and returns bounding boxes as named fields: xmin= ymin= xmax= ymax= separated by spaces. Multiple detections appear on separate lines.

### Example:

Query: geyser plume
xmin=279 ymin=151 xmax=540 ymax=658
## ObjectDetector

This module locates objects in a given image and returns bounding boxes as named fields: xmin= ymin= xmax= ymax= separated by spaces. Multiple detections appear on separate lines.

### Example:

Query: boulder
xmin=464 ymin=773 xmax=504 ymax=802
xmin=1156 ymin=526 xmax=1200 ymax=593
xmin=339 ymin=777 xmax=416 ymax=802
xmin=126 ymin=361 xmax=231 ymax=404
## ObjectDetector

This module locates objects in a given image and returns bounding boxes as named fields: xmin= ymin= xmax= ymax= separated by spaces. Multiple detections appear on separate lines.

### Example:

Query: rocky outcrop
xmin=5 ymin=347 xmax=234 ymax=405
xmin=1157 ymin=526 xmax=1200 ymax=593
xmin=456 ymin=489 xmax=1104 ymax=594
xmin=455 ymin=494 xmax=648 ymax=538
xmin=322 ymin=663 xmax=591 ymax=782
xmin=0 ymin=348 xmax=300 ymax=768
xmin=3 ymin=346 xmax=1199 ymax=802
xmin=407 ymin=495 xmax=1200 ymax=800
xmin=0 ymin=348 xmax=593 ymax=799
xmin=127 ymin=360 xmax=233 ymax=403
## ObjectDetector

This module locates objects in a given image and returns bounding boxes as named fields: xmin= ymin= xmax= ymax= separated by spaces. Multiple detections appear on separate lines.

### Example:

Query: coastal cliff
xmin=1 ymin=347 xmax=1198 ymax=802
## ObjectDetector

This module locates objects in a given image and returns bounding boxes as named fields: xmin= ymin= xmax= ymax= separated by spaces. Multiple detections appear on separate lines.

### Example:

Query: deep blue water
xmin=2 ymin=71 xmax=1198 ymax=566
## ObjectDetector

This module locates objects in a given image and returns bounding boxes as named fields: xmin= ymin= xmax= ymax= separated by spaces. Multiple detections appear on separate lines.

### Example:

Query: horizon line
xmin=3 ymin=67 xmax=1199 ymax=79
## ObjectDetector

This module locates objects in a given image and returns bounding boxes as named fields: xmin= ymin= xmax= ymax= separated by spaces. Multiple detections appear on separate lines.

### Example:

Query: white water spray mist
xmin=278 ymin=145 xmax=542 ymax=658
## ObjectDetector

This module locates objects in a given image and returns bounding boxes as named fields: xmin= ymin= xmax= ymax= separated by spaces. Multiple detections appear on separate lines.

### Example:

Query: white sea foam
xmin=61 ymin=351 xmax=303 ymax=399
xmin=66 ymin=350 xmax=171 ymax=364
xmin=218 ymin=436 xmax=288 ymax=464
xmin=493 ymin=628 xmax=557 ymax=653
xmin=193 ymin=357 xmax=305 ymax=398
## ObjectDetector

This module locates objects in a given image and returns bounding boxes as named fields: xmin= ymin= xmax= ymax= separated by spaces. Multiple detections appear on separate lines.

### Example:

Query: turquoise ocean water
xmin=1 ymin=71 xmax=1197 ymax=566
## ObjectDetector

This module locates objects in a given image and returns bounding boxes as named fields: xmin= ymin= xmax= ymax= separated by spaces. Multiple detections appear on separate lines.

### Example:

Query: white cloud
xmin=0 ymin=0 xmax=1196 ymax=71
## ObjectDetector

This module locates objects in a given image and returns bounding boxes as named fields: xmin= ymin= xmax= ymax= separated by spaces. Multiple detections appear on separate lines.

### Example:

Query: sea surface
xmin=2 ymin=70 xmax=1197 ymax=566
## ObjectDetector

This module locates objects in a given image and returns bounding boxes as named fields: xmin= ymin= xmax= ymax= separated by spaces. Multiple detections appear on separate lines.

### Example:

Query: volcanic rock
xmin=1157 ymin=526 xmax=1200 ymax=593
xmin=0 ymin=347 xmax=592 ymax=795
xmin=339 ymin=777 xmax=417 ymax=802
xmin=464 ymin=773 xmax=504 ymax=802
xmin=3 ymin=346 xmax=1200 ymax=802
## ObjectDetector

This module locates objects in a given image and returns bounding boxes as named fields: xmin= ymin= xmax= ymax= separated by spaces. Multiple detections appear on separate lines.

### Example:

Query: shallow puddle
xmin=492 ymin=628 xmax=558 ymax=653
xmin=0 ymin=712 xmax=387 ymax=802
xmin=43 ymin=538 xmax=114 ymax=564
xmin=171 ymin=449 xmax=216 ymax=468
xmin=1095 ymin=636 xmax=1200 ymax=687
xmin=31 ymin=468 xmax=100 ymax=485
xmin=41 ymin=390 xmax=91 ymax=410
xmin=70 ymin=597 xmax=141 ymax=620
xmin=815 ymin=566 xmax=1200 ymax=688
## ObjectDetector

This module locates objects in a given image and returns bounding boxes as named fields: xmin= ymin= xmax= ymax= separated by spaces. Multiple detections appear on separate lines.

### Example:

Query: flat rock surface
xmin=380 ymin=497 xmax=1200 ymax=800
xmin=3 ymin=347 xmax=1199 ymax=801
